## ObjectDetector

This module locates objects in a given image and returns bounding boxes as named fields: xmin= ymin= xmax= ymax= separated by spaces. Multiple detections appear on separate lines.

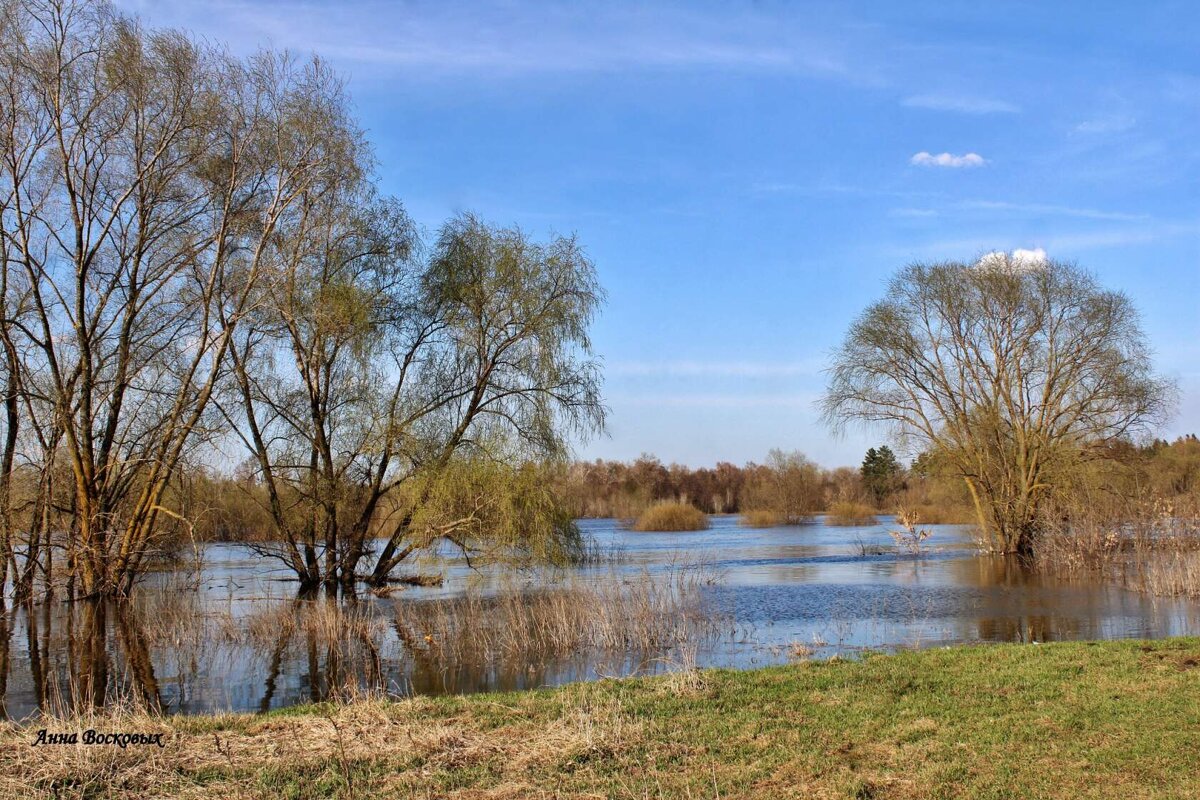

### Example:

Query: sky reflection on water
xmin=1 ymin=514 xmax=1197 ymax=718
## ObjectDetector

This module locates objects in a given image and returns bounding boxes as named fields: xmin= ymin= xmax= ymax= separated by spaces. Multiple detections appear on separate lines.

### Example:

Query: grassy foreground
xmin=4 ymin=639 xmax=1200 ymax=799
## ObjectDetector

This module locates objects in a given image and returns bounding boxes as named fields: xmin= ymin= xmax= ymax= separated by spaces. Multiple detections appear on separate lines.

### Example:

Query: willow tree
xmin=822 ymin=255 xmax=1173 ymax=556
xmin=0 ymin=1 xmax=365 ymax=597
xmin=226 ymin=212 xmax=605 ymax=591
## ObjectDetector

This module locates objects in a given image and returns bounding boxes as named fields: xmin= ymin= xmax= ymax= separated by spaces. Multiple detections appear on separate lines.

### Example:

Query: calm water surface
xmin=2 ymin=515 xmax=1197 ymax=717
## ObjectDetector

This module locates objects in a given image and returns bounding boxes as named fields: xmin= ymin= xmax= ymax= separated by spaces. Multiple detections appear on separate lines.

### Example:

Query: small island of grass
xmin=631 ymin=501 xmax=709 ymax=531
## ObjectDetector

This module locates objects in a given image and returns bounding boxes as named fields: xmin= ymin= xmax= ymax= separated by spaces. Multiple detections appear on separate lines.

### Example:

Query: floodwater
xmin=1 ymin=514 xmax=1198 ymax=718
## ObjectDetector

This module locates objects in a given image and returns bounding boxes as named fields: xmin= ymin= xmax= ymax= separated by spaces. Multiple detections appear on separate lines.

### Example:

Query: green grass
xmin=5 ymin=639 xmax=1200 ymax=798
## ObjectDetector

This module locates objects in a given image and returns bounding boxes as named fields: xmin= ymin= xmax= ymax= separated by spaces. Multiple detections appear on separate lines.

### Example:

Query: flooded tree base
xmin=4 ymin=517 xmax=1200 ymax=719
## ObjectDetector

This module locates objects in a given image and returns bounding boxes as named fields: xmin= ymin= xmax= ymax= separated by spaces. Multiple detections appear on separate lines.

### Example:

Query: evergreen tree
xmin=861 ymin=446 xmax=903 ymax=505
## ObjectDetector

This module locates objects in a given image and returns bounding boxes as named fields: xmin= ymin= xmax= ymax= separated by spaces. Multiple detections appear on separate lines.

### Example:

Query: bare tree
xmin=226 ymin=212 xmax=605 ymax=592
xmin=822 ymin=255 xmax=1173 ymax=556
xmin=741 ymin=450 xmax=821 ymax=524
xmin=0 ymin=1 xmax=357 ymax=597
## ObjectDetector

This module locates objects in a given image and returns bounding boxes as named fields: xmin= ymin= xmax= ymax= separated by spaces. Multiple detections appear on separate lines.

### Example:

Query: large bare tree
xmin=822 ymin=254 xmax=1173 ymax=556
xmin=0 ymin=1 xmax=364 ymax=597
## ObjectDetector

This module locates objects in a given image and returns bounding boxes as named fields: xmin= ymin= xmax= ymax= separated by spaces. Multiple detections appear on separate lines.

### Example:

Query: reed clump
xmin=631 ymin=502 xmax=709 ymax=532
xmin=243 ymin=600 xmax=387 ymax=648
xmin=393 ymin=565 xmax=727 ymax=664
xmin=1132 ymin=551 xmax=1200 ymax=597
xmin=824 ymin=502 xmax=878 ymax=526
xmin=739 ymin=509 xmax=785 ymax=528
xmin=1034 ymin=498 xmax=1200 ymax=597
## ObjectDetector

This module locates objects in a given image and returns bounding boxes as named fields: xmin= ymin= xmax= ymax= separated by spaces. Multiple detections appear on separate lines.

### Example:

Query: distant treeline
xmin=554 ymin=448 xmax=965 ymax=522
xmin=172 ymin=436 xmax=1200 ymax=541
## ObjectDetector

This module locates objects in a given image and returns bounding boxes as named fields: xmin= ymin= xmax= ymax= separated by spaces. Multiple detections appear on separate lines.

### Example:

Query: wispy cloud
xmin=960 ymin=199 xmax=1149 ymax=222
xmin=1042 ymin=222 xmax=1200 ymax=251
xmin=609 ymin=391 xmax=817 ymax=408
xmin=890 ymin=219 xmax=1199 ymax=261
xmin=888 ymin=207 xmax=939 ymax=218
xmin=120 ymin=0 xmax=860 ymax=79
xmin=1074 ymin=115 xmax=1136 ymax=134
xmin=610 ymin=360 xmax=821 ymax=378
xmin=910 ymin=152 xmax=987 ymax=168
xmin=902 ymin=94 xmax=1019 ymax=114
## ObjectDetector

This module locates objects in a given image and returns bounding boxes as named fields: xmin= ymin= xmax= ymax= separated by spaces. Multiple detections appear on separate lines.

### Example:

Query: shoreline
xmin=3 ymin=637 xmax=1199 ymax=798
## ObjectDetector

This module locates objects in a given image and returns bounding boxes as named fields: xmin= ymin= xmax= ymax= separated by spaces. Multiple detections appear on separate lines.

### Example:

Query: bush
xmin=825 ymin=501 xmax=878 ymax=526
xmin=740 ymin=509 xmax=785 ymax=528
xmin=632 ymin=502 xmax=710 ymax=532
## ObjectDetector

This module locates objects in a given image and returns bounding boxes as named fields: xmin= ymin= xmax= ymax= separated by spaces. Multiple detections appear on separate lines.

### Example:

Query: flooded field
xmin=2 ymin=514 xmax=1198 ymax=718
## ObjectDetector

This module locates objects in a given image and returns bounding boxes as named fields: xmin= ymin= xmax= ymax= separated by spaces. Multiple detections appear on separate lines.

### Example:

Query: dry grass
xmin=900 ymin=502 xmax=976 ymax=524
xmin=0 ymin=688 xmax=640 ymax=800
xmin=824 ymin=501 xmax=878 ymax=526
xmin=888 ymin=509 xmax=933 ymax=555
xmin=739 ymin=509 xmax=785 ymax=528
xmin=392 ymin=564 xmax=727 ymax=664
xmin=1035 ymin=498 xmax=1200 ymax=597
xmin=1132 ymin=551 xmax=1200 ymax=597
xmin=242 ymin=601 xmax=387 ymax=650
xmin=631 ymin=501 xmax=709 ymax=532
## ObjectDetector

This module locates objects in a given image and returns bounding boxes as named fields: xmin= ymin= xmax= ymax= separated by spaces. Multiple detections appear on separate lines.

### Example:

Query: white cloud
xmin=1012 ymin=247 xmax=1047 ymax=266
xmin=910 ymin=151 xmax=986 ymax=168
xmin=903 ymin=94 xmax=1020 ymax=114
xmin=977 ymin=248 xmax=1047 ymax=271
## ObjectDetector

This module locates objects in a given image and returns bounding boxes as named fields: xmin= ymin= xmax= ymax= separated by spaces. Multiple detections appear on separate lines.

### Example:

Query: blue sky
xmin=126 ymin=1 xmax=1200 ymax=467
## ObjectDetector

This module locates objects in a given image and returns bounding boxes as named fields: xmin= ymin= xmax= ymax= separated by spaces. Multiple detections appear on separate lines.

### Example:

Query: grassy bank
xmin=4 ymin=638 xmax=1200 ymax=799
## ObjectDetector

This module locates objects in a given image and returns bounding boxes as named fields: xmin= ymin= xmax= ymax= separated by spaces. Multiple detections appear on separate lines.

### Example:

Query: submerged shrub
xmin=632 ymin=502 xmax=709 ymax=532
xmin=888 ymin=509 xmax=933 ymax=555
xmin=825 ymin=502 xmax=878 ymax=526
xmin=740 ymin=509 xmax=785 ymax=528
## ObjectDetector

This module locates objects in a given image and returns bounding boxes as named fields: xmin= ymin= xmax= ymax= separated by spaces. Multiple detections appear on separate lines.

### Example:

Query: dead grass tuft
xmin=631 ymin=502 xmax=709 ymax=532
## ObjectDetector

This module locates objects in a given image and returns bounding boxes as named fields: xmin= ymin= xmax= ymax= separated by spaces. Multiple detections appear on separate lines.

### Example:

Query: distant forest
xmin=175 ymin=435 xmax=1200 ymax=541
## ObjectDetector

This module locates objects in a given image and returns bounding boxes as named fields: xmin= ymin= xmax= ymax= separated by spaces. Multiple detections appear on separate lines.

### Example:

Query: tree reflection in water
xmin=0 ymin=519 xmax=1198 ymax=718
xmin=0 ymin=600 xmax=163 ymax=716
